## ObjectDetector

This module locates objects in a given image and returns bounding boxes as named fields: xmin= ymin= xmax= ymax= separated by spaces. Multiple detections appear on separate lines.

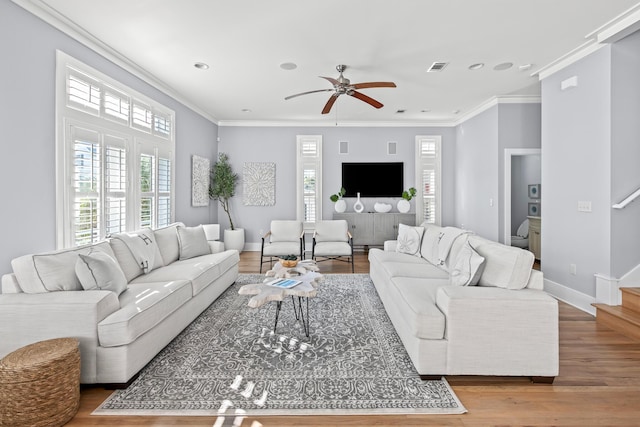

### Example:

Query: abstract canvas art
xmin=191 ymin=155 xmax=210 ymax=207
xmin=243 ymin=162 xmax=275 ymax=206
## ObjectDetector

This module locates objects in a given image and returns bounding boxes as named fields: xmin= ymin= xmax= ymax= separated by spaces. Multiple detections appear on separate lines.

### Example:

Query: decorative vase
xmin=397 ymin=199 xmax=410 ymax=213
xmin=354 ymin=192 xmax=364 ymax=213
xmin=224 ymin=228 xmax=245 ymax=252
xmin=334 ymin=199 xmax=347 ymax=213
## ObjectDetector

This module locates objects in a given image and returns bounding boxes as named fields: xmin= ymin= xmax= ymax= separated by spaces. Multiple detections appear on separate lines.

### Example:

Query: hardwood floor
xmin=68 ymin=251 xmax=640 ymax=426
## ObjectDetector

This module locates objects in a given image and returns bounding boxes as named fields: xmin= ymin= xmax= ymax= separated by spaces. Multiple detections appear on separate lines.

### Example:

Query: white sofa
xmin=0 ymin=223 xmax=239 ymax=385
xmin=368 ymin=223 xmax=558 ymax=382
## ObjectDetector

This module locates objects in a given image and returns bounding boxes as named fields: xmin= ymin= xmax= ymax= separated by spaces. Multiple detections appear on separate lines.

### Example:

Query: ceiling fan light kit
xmin=285 ymin=64 xmax=396 ymax=114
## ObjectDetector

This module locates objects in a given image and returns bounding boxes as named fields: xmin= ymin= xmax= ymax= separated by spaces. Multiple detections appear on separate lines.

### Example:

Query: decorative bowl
xmin=374 ymin=202 xmax=393 ymax=213
xmin=279 ymin=257 xmax=298 ymax=268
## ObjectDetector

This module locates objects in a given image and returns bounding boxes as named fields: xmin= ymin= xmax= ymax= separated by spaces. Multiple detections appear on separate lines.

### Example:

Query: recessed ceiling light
xmin=396 ymin=109 xmax=406 ymax=114
xmin=194 ymin=62 xmax=209 ymax=70
xmin=241 ymin=109 xmax=252 ymax=113
xmin=280 ymin=62 xmax=297 ymax=70
xmin=468 ymin=63 xmax=484 ymax=70
xmin=493 ymin=62 xmax=513 ymax=71
xmin=421 ymin=109 xmax=431 ymax=113
xmin=518 ymin=63 xmax=533 ymax=71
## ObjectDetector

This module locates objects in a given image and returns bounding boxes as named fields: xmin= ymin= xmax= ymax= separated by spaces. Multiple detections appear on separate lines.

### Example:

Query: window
xmin=415 ymin=135 xmax=442 ymax=225
xmin=56 ymin=51 xmax=175 ymax=248
xmin=296 ymin=135 xmax=322 ymax=229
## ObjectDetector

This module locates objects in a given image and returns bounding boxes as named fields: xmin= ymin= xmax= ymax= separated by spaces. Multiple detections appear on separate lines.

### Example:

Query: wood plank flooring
xmin=68 ymin=251 xmax=640 ymax=426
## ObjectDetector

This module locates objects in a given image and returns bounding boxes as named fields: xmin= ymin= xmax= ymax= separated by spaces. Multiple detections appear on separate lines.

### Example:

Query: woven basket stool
xmin=0 ymin=338 xmax=80 ymax=427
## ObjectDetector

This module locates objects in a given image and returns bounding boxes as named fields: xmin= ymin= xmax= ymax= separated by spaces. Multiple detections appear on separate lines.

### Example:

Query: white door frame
xmin=503 ymin=148 xmax=541 ymax=246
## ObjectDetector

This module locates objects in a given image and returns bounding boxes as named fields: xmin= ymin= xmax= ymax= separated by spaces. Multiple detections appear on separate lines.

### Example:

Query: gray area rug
xmin=94 ymin=274 xmax=466 ymax=416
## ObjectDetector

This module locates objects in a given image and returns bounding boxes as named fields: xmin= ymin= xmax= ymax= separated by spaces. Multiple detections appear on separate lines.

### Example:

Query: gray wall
xmin=0 ymin=1 xmax=218 ymax=275
xmin=454 ymin=107 xmax=500 ymax=240
xmin=453 ymin=103 xmax=541 ymax=242
xmin=511 ymin=155 xmax=541 ymax=235
xmin=541 ymin=46 xmax=613 ymax=296
xmin=610 ymin=30 xmax=640 ymax=277
xmin=217 ymin=126 xmax=456 ymax=245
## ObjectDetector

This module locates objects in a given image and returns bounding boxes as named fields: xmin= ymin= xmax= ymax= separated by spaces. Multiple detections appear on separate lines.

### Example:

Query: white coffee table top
xmin=238 ymin=269 xmax=322 ymax=308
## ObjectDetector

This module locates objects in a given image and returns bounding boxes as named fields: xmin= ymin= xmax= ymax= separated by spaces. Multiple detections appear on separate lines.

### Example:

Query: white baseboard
xmin=243 ymin=243 xmax=261 ymax=252
xmin=544 ymin=278 xmax=596 ymax=316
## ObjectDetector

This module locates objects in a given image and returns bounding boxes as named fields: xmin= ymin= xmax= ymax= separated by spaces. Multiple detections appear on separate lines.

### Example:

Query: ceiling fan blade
xmin=321 ymin=94 xmax=340 ymax=114
xmin=284 ymin=88 xmax=334 ymax=100
xmin=320 ymin=76 xmax=340 ymax=86
xmin=352 ymin=81 xmax=397 ymax=89
xmin=349 ymin=90 xmax=384 ymax=109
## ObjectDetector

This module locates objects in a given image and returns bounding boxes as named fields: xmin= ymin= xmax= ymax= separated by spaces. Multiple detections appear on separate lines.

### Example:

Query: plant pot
xmin=334 ymin=199 xmax=347 ymax=213
xmin=224 ymin=228 xmax=245 ymax=252
xmin=397 ymin=199 xmax=410 ymax=213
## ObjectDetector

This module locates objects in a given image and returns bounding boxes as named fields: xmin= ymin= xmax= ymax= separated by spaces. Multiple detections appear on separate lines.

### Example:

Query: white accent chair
xmin=312 ymin=220 xmax=354 ymax=273
xmin=511 ymin=219 xmax=529 ymax=249
xmin=260 ymin=221 xmax=305 ymax=273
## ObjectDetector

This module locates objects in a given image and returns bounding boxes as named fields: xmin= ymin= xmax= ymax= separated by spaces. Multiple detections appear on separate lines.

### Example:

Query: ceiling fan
xmin=285 ymin=64 xmax=396 ymax=114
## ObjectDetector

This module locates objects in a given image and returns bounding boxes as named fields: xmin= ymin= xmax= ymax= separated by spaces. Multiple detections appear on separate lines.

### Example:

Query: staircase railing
xmin=612 ymin=188 xmax=640 ymax=209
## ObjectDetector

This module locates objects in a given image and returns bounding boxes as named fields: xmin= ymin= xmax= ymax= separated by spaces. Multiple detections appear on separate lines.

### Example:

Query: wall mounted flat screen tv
xmin=341 ymin=162 xmax=403 ymax=197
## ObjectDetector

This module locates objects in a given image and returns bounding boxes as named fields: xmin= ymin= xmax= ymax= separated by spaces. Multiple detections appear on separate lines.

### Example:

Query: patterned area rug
xmin=94 ymin=274 xmax=466 ymax=416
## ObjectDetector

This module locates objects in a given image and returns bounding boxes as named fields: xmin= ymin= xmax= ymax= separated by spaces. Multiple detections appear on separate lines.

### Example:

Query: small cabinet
xmin=528 ymin=216 xmax=541 ymax=260
xmin=333 ymin=213 xmax=415 ymax=248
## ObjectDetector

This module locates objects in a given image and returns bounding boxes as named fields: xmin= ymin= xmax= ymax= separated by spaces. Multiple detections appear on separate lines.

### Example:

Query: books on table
xmin=265 ymin=278 xmax=302 ymax=289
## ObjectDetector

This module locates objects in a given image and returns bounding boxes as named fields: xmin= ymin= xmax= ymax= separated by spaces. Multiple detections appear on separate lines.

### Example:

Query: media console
xmin=333 ymin=213 xmax=415 ymax=249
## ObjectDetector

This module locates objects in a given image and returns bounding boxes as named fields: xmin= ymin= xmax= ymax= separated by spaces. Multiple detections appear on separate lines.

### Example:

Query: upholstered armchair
xmin=260 ymin=220 xmax=305 ymax=273
xmin=311 ymin=220 xmax=354 ymax=273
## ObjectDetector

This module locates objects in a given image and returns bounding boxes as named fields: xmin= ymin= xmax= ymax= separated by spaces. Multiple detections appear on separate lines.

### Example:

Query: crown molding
xmin=452 ymin=95 xmax=541 ymax=126
xmin=12 ymin=0 xmax=220 ymax=124
xmin=217 ymin=120 xmax=458 ymax=128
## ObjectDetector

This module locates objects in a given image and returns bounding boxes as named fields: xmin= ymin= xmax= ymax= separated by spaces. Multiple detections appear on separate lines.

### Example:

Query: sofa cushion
xmin=154 ymin=222 xmax=184 ymax=265
xmin=390 ymin=277 xmax=446 ymax=339
xmin=131 ymin=250 xmax=240 ymax=296
xmin=75 ymin=251 xmax=128 ymax=295
xmin=11 ymin=242 xmax=116 ymax=294
xmin=420 ymin=224 xmax=444 ymax=266
xmin=368 ymin=248 xmax=428 ymax=265
xmin=449 ymin=242 xmax=485 ymax=286
xmin=177 ymin=225 xmax=211 ymax=260
xmin=396 ymin=224 xmax=424 ymax=257
xmin=468 ymin=235 xmax=534 ymax=290
xmin=98 ymin=280 xmax=191 ymax=347
xmin=380 ymin=261 xmax=450 ymax=281
xmin=110 ymin=229 xmax=164 ymax=282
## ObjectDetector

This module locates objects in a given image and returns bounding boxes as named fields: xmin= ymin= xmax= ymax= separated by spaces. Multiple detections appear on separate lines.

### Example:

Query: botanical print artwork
xmin=243 ymin=162 xmax=275 ymax=206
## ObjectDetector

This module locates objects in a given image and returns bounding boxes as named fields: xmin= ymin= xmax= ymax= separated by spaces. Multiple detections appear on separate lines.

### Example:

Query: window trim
xmin=415 ymin=135 xmax=442 ymax=226
xmin=296 ymin=135 xmax=323 ymax=230
xmin=56 ymin=50 xmax=175 ymax=248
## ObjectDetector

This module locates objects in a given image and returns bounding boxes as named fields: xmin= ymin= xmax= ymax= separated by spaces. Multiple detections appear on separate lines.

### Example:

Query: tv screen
xmin=341 ymin=162 xmax=403 ymax=197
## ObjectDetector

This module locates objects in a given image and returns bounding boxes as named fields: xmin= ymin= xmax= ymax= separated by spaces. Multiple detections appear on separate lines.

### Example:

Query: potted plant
xmin=330 ymin=187 xmax=347 ymax=213
xmin=209 ymin=153 xmax=244 ymax=251
xmin=397 ymin=187 xmax=416 ymax=213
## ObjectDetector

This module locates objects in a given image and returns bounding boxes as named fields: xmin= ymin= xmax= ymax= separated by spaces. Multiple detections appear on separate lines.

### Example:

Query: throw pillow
xmin=449 ymin=242 xmax=485 ymax=286
xmin=396 ymin=223 xmax=425 ymax=257
xmin=75 ymin=251 xmax=128 ymax=295
xmin=177 ymin=225 xmax=211 ymax=260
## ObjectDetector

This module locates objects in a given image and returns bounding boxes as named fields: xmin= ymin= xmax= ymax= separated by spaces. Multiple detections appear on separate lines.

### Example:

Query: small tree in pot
xmin=209 ymin=152 xmax=239 ymax=229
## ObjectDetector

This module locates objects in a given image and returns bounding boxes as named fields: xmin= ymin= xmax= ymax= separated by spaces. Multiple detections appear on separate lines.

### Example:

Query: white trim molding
xmin=595 ymin=262 xmax=640 ymax=306
xmin=544 ymin=278 xmax=596 ymax=316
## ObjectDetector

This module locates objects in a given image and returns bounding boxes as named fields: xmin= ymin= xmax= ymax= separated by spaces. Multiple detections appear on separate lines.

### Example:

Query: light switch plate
xmin=577 ymin=201 xmax=592 ymax=212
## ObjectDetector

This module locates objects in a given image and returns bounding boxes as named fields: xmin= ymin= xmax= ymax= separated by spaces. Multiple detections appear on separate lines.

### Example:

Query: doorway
xmin=504 ymin=148 xmax=541 ymax=247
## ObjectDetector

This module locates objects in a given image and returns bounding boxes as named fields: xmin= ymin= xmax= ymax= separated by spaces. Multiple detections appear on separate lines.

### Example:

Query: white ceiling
xmin=20 ymin=0 xmax=640 ymax=125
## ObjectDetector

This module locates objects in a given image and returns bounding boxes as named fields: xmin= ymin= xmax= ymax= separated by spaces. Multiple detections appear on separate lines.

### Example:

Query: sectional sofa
xmin=0 ymin=223 xmax=239 ymax=384
xmin=369 ymin=223 xmax=559 ymax=382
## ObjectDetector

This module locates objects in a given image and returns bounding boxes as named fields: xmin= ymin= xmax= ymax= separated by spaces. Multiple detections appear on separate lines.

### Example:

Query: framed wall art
xmin=191 ymin=155 xmax=210 ymax=207
xmin=243 ymin=162 xmax=275 ymax=206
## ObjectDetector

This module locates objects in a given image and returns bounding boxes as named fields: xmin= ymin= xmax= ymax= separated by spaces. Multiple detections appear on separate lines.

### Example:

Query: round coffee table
xmin=239 ymin=262 xmax=322 ymax=337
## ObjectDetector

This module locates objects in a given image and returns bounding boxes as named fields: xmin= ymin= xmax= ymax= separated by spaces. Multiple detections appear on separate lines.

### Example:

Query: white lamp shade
xmin=202 ymin=224 xmax=221 ymax=241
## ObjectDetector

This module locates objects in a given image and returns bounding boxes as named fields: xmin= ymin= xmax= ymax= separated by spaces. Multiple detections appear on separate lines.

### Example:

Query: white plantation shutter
xmin=416 ymin=136 xmax=441 ymax=225
xmin=57 ymin=52 xmax=176 ymax=248
xmin=296 ymin=135 xmax=322 ymax=229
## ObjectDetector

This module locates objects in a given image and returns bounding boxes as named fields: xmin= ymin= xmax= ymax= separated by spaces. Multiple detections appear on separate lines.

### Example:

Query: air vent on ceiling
xmin=427 ymin=61 xmax=448 ymax=72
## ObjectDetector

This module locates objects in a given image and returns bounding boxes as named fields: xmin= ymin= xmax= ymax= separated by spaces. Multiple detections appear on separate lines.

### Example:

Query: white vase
xmin=334 ymin=199 xmax=347 ymax=213
xmin=224 ymin=228 xmax=245 ymax=252
xmin=397 ymin=199 xmax=410 ymax=213
xmin=354 ymin=192 xmax=364 ymax=213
